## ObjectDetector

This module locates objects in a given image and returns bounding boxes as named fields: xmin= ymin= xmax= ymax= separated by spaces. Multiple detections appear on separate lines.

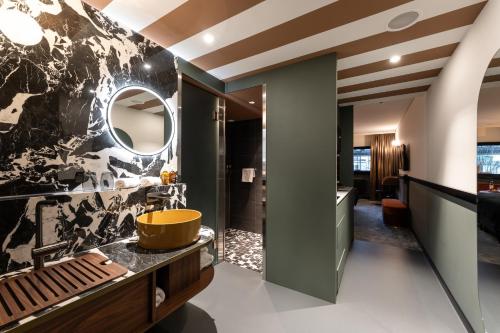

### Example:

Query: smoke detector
xmin=387 ymin=11 xmax=420 ymax=31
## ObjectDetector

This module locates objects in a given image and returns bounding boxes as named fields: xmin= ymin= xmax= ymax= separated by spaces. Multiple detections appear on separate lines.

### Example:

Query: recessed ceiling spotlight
xmin=389 ymin=55 xmax=401 ymax=64
xmin=387 ymin=10 xmax=420 ymax=31
xmin=248 ymin=100 xmax=255 ymax=104
xmin=203 ymin=33 xmax=215 ymax=45
xmin=143 ymin=63 xmax=152 ymax=70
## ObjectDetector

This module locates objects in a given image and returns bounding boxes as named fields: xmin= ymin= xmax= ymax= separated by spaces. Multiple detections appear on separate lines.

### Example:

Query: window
xmin=354 ymin=146 xmax=371 ymax=172
xmin=478 ymin=143 xmax=500 ymax=174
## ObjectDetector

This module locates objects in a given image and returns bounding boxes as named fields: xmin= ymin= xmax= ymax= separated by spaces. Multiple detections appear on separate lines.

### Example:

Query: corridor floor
xmin=151 ymin=240 xmax=466 ymax=333
xmin=354 ymin=199 xmax=421 ymax=251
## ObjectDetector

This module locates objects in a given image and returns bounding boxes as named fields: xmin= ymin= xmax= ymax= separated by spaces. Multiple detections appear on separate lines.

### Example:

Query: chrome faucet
xmin=32 ymin=200 xmax=69 ymax=270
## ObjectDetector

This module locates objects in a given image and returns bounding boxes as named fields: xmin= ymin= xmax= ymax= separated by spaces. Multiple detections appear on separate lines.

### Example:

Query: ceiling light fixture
xmin=387 ymin=11 xmax=420 ymax=31
xmin=0 ymin=9 xmax=43 ymax=46
xmin=143 ymin=63 xmax=152 ymax=70
xmin=389 ymin=55 xmax=401 ymax=64
xmin=248 ymin=101 xmax=255 ymax=105
xmin=203 ymin=33 xmax=215 ymax=45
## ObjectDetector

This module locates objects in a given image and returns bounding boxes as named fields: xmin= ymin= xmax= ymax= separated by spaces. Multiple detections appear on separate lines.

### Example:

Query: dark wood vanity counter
xmin=0 ymin=226 xmax=215 ymax=333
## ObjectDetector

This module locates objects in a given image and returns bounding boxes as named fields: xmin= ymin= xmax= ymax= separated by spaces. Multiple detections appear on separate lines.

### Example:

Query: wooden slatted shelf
xmin=0 ymin=253 xmax=128 ymax=328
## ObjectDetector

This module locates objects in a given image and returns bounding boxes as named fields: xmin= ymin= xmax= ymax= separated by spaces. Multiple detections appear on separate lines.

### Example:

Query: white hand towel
xmin=114 ymin=178 xmax=140 ymax=189
xmin=155 ymin=287 xmax=166 ymax=307
xmin=200 ymin=247 xmax=214 ymax=269
xmin=241 ymin=168 xmax=256 ymax=183
xmin=140 ymin=176 xmax=161 ymax=187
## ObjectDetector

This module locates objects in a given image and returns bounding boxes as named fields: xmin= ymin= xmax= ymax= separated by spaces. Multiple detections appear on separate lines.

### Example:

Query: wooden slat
xmin=6 ymin=281 xmax=35 ymax=313
xmin=16 ymin=278 xmax=47 ymax=306
xmin=0 ymin=285 xmax=23 ymax=316
xmin=0 ymin=253 xmax=128 ymax=328
xmin=33 ymin=272 xmax=65 ymax=298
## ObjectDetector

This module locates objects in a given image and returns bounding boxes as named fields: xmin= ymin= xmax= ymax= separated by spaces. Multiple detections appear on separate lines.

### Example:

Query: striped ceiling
xmin=83 ymin=0 xmax=493 ymax=105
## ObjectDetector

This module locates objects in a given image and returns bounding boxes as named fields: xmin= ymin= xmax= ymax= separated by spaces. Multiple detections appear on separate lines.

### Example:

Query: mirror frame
xmin=106 ymin=85 xmax=176 ymax=156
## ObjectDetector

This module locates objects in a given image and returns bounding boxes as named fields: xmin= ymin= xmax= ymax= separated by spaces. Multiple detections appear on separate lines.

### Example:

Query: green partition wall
xmin=227 ymin=54 xmax=338 ymax=302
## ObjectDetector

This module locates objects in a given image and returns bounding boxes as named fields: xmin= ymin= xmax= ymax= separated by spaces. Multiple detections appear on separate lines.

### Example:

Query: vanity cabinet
xmin=336 ymin=190 xmax=354 ymax=292
xmin=30 ymin=274 xmax=152 ymax=333
xmin=23 ymin=250 xmax=214 ymax=333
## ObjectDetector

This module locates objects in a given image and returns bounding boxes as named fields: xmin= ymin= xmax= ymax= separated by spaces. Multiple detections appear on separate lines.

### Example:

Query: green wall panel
xmin=409 ymin=182 xmax=484 ymax=333
xmin=227 ymin=54 xmax=338 ymax=302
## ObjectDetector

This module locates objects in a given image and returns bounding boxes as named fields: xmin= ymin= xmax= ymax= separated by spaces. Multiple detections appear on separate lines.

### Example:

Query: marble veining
xmin=0 ymin=0 xmax=182 ymax=275
xmin=0 ymin=0 xmax=178 ymax=196
xmin=99 ymin=226 xmax=214 ymax=273
xmin=0 ymin=183 xmax=186 ymax=274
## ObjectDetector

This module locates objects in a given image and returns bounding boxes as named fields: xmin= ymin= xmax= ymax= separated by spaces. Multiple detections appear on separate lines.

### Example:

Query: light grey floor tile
xmin=152 ymin=241 xmax=466 ymax=333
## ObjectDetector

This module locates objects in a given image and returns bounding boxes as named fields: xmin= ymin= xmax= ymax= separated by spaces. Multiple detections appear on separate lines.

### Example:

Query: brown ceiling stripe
xmin=334 ymin=2 xmax=485 ymax=59
xmin=489 ymin=58 xmax=500 ymax=68
xmin=129 ymin=99 xmax=163 ymax=111
xmin=116 ymin=89 xmax=142 ymax=101
xmin=338 ymin=68 xmax=441 ymax=94
xmin=191 ymin=0 xmax=410 ymax=70
xmin=484 ymin=74 xmax=500 ymax=83
xmin=81 ymin=0 xmax=113 ymax=11
xmin=226 ymin=2 xmax=485 ymax=82
xmin=338 ymin=85 xmax=430 ymax=104
xmin=338 ymin=43 xmax=457 ymax=80
xmin=139 ymin=0 xmax=264 ymax=48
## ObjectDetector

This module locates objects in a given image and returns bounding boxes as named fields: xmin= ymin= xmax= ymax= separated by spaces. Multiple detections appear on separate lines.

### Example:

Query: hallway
xmin=152 ymin=240 xmax=465 ymax=333
xmin=354 ymin=199 xmax=421 ymax=251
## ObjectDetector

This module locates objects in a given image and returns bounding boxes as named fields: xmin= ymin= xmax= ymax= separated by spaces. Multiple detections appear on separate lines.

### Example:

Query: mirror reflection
xmin=477 ymin=49 xmax=500 ymax=333
xmin=107 ymin=86 xmax=174 ymax=155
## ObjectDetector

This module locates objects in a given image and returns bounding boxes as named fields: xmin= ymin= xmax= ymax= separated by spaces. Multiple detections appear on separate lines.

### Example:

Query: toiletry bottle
xmin=169 ymin=171 xmax=177 ymax=184
xmin=160 ymin=171 xmax=170 ymax=185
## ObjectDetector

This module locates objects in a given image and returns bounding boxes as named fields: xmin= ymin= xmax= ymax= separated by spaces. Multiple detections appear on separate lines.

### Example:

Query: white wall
xmin=425 ymin=0 xmax=500 ymax=193
xmin=394 ymin=2 xmax=500 ymax=332
xmin=396 ymin=94 xmax=427 ymax=180
xmin=111 ymin=104 xmax=165 ymax=153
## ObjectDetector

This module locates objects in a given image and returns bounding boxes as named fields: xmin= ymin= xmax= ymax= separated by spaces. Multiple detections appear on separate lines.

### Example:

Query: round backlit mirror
xmin=107 ymin=86 xmax=175 ymax=155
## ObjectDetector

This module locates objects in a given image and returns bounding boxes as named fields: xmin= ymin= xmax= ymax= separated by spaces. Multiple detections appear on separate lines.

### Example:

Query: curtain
xmin=369 ymin=133 xmax=401 ymax=199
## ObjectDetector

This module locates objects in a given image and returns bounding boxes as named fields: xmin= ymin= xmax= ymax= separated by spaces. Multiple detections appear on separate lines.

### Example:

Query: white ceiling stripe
xmin=102 ymin=0 xmax=188 ymax=32
xmin=208 ymin=0 xmax=482 ymax=79
xmin=339 ymin=92 xmax=425 ymax=107
xmin=485 ymin=66 xmax=500 ymax=76
xmin=210 ymin=27 xmax=466 ymax=80
xmin=337 ymin=26 xmax=468 ymax=70
xmin=338 ymin=57 xmax=449 ymax=87
xmin=338 ymin=77 xmax=435 ymax=99
xmin=168 ymin=0 xmax=336 ymax=61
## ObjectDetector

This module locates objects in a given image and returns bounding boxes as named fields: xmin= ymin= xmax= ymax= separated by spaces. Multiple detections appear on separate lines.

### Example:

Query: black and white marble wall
xmin=0 ymin=184 xmax=187 ymax=274
xmin=0 ymin=0 xmax=178 ymax=195
xmin=0 ymin=0 xmax=184 ymax=274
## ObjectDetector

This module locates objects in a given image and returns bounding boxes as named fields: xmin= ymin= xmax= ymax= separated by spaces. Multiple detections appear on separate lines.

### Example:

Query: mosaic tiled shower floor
xmin=224 ymin=228 xmax=263 ymax=273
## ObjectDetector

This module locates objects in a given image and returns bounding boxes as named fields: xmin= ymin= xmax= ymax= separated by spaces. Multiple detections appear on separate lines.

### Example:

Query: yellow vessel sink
xmin=136 ymin=209 xmax=202 ymax=250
